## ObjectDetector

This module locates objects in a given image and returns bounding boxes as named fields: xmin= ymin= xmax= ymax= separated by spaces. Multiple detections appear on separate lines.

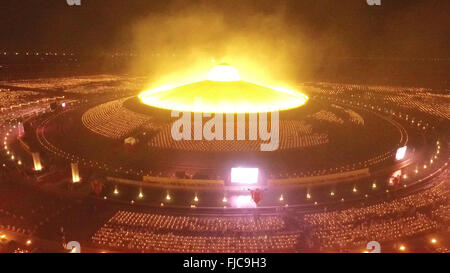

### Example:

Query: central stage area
xmin=41 ymin=93 xmax=404 ymax=183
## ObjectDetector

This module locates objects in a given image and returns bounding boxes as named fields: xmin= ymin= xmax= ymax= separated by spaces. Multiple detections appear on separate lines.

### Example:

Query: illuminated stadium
xmin=0 ymin=0 xmax=449 ymax=256
xmin=1 ymin=65 xmax=448 ymax=253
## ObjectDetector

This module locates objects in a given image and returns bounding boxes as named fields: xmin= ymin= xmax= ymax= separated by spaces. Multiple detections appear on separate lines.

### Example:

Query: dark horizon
xmin=0 ymin=0 xmax=448 ymax=58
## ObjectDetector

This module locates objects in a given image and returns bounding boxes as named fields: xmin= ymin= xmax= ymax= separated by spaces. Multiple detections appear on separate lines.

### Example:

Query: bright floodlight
xmin=208 ymin=64 xmax=240 ymax=81
xmin=395 ymin=146 xmax=407 ymax=160
xmin=230 ymin=194 xmax=257 ymax=208
xmin=231 ymin=168 xmax=258 ymax=184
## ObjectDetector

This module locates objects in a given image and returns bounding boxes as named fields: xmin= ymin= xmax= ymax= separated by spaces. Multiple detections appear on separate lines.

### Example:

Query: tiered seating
xmin=306 ymin=82 xmax=450 ymax=120
xmin=344 ymin=109 xmax=364 ymax=125
xmin=92 ymin=229 xmax=298 ymax=252
xmin=311 ymin=110 xmax=344 ymax=124
xmin=82 ymin=99 xmax=151 ymax=139
xmin=91 ymin=212 xmax=296 ymax=252
xmin=149 ymin=120 xmax=329 ymax=151
xmin=106 ymin=211 xmax=285 ymax=233
xmin=432 ymin=204 xmax=450 ymax=222
xmin=301 ymin=180 xmax=449 ymax=249
xmin=330 ymin=104 xmax=364 ymax=125
xmin=304 ymin=181 xmax=448 ymax=226
xmin=312 ymin=213 xmax=438 ymax=249
xmin=0 ymin=88 xmax=40 ymax=109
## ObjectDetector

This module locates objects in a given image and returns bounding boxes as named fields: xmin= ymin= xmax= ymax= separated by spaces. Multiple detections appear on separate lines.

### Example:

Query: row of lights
xmin=106 ymin=185 xmax=384 ymax=207
xmin=2 ymin=51 xmax=75 ymax=56
xmin=363 ymin=238 xmax=440 ymax=253
xmin=332 ymin=97 xmax=432 ymax=132
xmin=0 ymin=233 xmax=32 ymax=247
xmin=2 ymin=127 xmax=23 ymax=166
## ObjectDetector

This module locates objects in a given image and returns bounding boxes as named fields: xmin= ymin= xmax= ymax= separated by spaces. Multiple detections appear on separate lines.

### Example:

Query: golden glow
xmin=399 ymin=245 xmax=406 ymax=251
xmin=71 ymin=163 xmax=80 ymax=183
xmin=32 ymin=152 xmax=42 ymax=171
xmin=138 ymin=65 xmax=308 ymax=113
xmin=431 ymin=238 xmax=437 ymax=244
xmin=208 ymin=64 xmax=240 ymax=81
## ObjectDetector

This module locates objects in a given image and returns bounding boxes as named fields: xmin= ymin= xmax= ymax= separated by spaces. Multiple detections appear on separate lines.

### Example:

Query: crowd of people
xmin=0 ymin=76 xmax=448 ymax=253
xmin=0 ymin=88 xmax=41 ymax=109
xmin=104 ymin=211 xmax=285 ymax=233
xmin=82 ymin=98 xmax=151 ymax=140
xmin=91 ymin=220 xmax=297 ymax=252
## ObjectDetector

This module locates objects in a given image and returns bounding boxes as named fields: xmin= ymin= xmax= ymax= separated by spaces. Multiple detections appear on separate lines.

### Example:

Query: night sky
xmin=0 ymin=0 xmax=448 ymax=58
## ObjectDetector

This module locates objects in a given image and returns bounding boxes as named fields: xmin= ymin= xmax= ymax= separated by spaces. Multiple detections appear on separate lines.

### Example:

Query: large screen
xmin=231 ymin=168 xmax=259 ymax=184
xmin=395 ymin=146 xmax=407 ymax=160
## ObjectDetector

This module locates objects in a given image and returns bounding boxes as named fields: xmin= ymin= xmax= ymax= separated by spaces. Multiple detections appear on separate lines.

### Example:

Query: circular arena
xmin=0 ymin=74 xmax=449 ymax=253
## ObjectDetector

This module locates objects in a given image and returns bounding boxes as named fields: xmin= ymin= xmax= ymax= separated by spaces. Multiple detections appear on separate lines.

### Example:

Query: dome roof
xmin=139 ymin=80 xmax=308 ymax=113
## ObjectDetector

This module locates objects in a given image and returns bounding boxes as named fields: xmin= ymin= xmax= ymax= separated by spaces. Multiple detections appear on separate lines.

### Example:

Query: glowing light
xmin=26 ymin=240 xmax=32 ymax=245
xmin=330 ymin=191 xmax=335 ymax=196
xmin=138 ymin=67 xmax=308 ymax=114
xmin=353 ymin=187 xmax=357 ymax=193
xmin=32 ymin=152 xmax=42 ymax=171
xmin=230 ymin=194 xmax=256 ymax=208
xmin=208 ymin=64 xmax=240 ymax=81
xmin=113 ymin=186 xmax=119 ymax=195
xmin=194 ymin=195 xmax=199 ymax=202
xmin=165 ymin=193 xmax=171 ymax=200
xmin=231 ymin=168 xmax=258 ymax=184
xmin=222 ymin=196 xmax=228 ymax=203
xmin=372 ymin=183 xmax=377 ymax=189
xmin=395 ymin=146 xmax=407 ymax=160
xmin=399 ymin=245 xmax=406 ymax=252
xmin=306 ymin=193 xmax=311 ymax=199
xmin=431 ymin=238 xmax=437 ymax=244
xmin=71 ymin=162 xmax=80 ymax=183
xmin=279 ymin=194 xmax=284 ymax=202
xmin=138 ymin=191 xmax=144 ymax=199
